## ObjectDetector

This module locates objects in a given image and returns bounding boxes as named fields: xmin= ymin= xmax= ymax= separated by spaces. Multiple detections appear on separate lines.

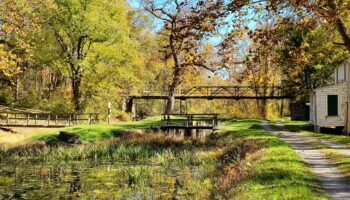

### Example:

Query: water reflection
xmin=68 ymin=167 xmax=81 ymax=200
xmin=0 ymin=161 xmax=202 ymax=199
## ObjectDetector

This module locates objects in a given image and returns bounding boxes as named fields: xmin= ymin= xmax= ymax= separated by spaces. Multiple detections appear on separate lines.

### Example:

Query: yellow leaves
xmin=186 ymin=54 xmax=194 ymax=62
xmin=0 ymin=41 xmax=27 ymax=78
xmin=300 ymin=42 xmax=310 ymax=49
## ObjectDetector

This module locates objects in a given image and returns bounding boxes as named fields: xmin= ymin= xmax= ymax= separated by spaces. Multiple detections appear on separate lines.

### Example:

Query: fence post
xmin=68 ymin=115 xmax=71 ymax=126
xmin=47 ymin=115 xmax=50 ymax=126
xmin=26 ymin=114 xmax=29 ymax=126
xmin=55 ymin=115 xmax=58 ymax=125
xmin=35 ymin=114 xmax=37 ymax=125
xmin=6 ymin=113 xmax=9 ymax=125
xmin=88 ymin=114 xmax=92 ymax=125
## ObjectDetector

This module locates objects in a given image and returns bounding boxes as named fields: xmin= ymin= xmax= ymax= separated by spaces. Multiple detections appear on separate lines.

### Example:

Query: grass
xmin=0 ymin=118 xmax=329 ymax=199
xmin=31 ymin=116 xmax=165 ymax=142
xmin=210 ymin=119 xmax=327 ymax=199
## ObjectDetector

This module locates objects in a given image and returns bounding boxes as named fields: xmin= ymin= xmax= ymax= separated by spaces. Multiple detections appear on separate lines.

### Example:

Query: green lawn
xmin=31 ymin=116 xmax=164 ymax=142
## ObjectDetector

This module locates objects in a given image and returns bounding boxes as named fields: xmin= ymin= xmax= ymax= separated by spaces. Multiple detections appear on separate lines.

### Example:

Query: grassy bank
xmin=0 ymin=118 xmax=328 ymax=199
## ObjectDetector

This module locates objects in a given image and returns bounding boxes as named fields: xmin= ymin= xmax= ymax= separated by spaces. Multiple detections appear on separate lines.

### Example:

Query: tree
xmin=0 ymin=0 xmax=41 ymax=100
xmin=224 ymin=0 xmax=350 ymax=53
xmin=142 ymin=0 xmax=225 ymax=113
xmin=43 ymin=0 xmax=132 ymax=111
xmin=274 ymin=21 xmax=348 ymax=98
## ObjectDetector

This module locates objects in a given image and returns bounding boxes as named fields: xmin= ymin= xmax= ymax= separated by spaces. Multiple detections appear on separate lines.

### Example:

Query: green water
xmin=0 ymin=161 xmax=206 ymax=199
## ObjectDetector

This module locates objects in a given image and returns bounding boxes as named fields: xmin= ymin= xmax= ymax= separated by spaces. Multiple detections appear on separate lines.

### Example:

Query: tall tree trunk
xmin=165 ymin=32 xmax=181 ymax=114
xmin=13 ymin=74 xmax=19 ymax=101
xmin=260 ymin=99 xmax=267 ymax=119
xmin=71 ymin=68 xmax=83 ymax=112
xmin=165 ymin=86 xmax=176 ymax=114
xmin=261 ymin=53 xmax=269 ymax=119
xmin=165 ymin=67 xmax=181 ymax=114
xmin=280 ymin=99 xmax=284 ymax=117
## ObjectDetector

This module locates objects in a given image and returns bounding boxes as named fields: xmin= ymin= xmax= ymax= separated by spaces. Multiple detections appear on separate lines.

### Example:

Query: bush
xmin=114 ymin=111 xmax=131 ymax=121
xmin=14 ymin=91 xmax=40 ymax=108
xmin=0 ymin=88 xmax=14 ymax=105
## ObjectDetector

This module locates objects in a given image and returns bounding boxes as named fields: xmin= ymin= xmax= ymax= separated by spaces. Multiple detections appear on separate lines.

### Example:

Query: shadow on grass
xmin=247 ymin=167 xmax=324 ymax=191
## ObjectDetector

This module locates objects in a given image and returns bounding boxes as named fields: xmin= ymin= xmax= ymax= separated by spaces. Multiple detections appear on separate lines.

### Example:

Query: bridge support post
xmin=126 ymin=98 xmax=136 ymax=119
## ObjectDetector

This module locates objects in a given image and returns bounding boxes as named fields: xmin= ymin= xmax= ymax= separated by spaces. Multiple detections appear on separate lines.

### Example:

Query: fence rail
xmin=0 ymin=112 xmax=99 ymax=127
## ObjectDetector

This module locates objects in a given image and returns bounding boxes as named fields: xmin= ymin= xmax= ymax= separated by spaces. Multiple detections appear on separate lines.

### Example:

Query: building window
xmin=327 ymin=95 xmax=338 ymax=116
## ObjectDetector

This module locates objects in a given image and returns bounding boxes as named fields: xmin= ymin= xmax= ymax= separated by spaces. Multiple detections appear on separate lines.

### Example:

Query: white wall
xmin=315 ymin=82 xmax=347 ymax=127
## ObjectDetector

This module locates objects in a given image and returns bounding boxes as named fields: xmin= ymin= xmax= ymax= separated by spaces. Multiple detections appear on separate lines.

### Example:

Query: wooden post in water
xmin=186 ymin=115 xmax=190 ymax=127
xmin=180 ymin=100 xmax=182 ymax=114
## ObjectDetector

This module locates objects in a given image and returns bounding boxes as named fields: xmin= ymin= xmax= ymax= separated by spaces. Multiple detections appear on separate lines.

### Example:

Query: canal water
xmin=0 ymin=160 xmax=205 ymax=199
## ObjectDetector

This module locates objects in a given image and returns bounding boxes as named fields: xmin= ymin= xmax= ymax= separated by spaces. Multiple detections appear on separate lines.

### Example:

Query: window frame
xmin=327 ymin=95 xmax=338 ymax=116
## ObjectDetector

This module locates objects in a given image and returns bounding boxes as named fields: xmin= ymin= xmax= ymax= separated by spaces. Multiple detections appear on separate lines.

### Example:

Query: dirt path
xmin=262 ymin=123 xmax=350 ymax=200
xmin=275 ymin=124 xmax=350 ymax=157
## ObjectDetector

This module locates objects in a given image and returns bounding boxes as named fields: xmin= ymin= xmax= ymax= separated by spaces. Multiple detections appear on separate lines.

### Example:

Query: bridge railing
xmin=162 ymin=113 xmax=219 ymax=128
xmin=129 ymin=85 xmax=294 ymax=99
xmin=180 ymin=86 xmax=292 ymax=97
xmin=0 ymin=112 xmax=99 ymax=127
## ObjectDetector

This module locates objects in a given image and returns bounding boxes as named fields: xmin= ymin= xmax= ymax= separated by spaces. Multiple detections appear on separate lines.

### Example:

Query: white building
xmin=310 ymin=58 xmax=350 ymax=133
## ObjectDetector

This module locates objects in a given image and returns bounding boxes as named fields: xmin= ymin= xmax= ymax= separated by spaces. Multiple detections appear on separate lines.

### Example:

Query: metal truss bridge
xmin=129 ymin=86 xmax=293 ymax=100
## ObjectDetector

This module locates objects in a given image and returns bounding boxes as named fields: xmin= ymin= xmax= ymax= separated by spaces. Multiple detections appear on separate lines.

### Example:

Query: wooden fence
xmin=0 ymin=112 xmax=99 ymax=128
